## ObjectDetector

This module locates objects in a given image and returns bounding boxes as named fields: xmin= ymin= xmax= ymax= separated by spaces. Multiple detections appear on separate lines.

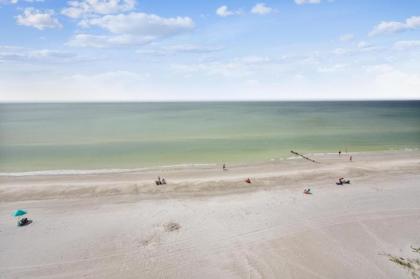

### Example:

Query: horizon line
xmin=1 ymin=98 xmax=420 ymax=104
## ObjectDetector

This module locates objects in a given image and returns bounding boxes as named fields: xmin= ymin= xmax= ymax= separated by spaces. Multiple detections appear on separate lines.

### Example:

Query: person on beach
xmin=350 ymin=155 xmax=353 ymax=162
xmin=339 ymin=150 xmax=342 ymax=157
xmin=18 ymin=217 xmax=31 ymax=227
xmin=156 ymin=176 xmax=162 ymax=185
xmin=161 ymin=178 xmax=167 ymax=185
xmin=245 ymin=178 xmax=251 ymax=184
xmin=337 ymin=177 xmax=350 ymax=185
xmin=223 ymin=164 xmax=227 ymax=171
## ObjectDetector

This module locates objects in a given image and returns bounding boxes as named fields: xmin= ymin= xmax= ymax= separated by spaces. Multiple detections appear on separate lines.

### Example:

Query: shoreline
xmin=1 ymin=149 xmax=418 ymax=177
xmin=1 ymin=150 xmax=419 ymax=202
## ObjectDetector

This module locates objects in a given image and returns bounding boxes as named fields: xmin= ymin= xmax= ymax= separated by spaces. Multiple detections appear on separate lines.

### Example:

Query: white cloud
xmin=369 ymin=16 xmax=420 ymax=36
xmin=365 ymin=64 xmax=420 ymax=98
xmin=0 ymin=45 xmax=77 ymax=63
xmin=356 ymin=41 xmax=376 ymax=51
xmin=62 ymin=0 xmax=135 ymax=18
xmin=0 ymin=0 xmax=44 ymax=3
xmin=0 ymin=0 xmax=19 ymax=4
xmin=339 ymin=33 xmax=354 ymax=42
xmin=364 ymin=64 xmax=394 ymax=74
xmin=67 ymin=33 xmax=154 ymax=47
xmin=0 ymin=70 xmax=155 ymax=102
xmin=80 ymin=13 xmax=194 ymax=36
xmin=333 ymin=48 xmax=348 ymax=55
xmin=216 ymin=5 xmax=239 ymax=17
xmin=393 ymin=40 xmax=420 ymax=50
xmin=70 ymin=13 xmax=194 ymax=47
xmin=251 ymin=3 xmax=273 ymax=15
xmin=136 ymin=44 xmax=223 ymax=56
xmin=16 ymin=8 xmax=62 ymax=30
xmin=236 ymin=56 xmax=271 ymax=65
xmin=172 ymin=56 xmax=274 ymax=78
xmin=294 ymin=0 xmax=321 ymax=5
xmin=68 ymin=71 xmax=149 ymax=87
xmin=318 ymin=64 xmax=347 ymax=73
xmin=172 ymin=61 xmax=250 ymax=78
xmin=333 ymin=42 xmax=377 ymax=56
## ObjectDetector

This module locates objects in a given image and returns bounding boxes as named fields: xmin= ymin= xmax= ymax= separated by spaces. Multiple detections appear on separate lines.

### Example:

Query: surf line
xmin=290 ymin=150 xmax=320 ymax=164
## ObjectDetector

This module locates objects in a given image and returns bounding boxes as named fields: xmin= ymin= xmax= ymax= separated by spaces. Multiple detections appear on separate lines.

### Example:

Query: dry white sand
xmin=0 ymin=151 xmax=420 ymax=278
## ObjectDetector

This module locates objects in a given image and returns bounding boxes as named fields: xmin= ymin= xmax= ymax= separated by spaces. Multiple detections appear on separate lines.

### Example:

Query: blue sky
xmin=0 ymin=0 xmax=420 ymax=101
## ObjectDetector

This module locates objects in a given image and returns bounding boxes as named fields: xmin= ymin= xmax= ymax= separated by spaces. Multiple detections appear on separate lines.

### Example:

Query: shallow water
xmin=1 ymin=101 xmax=419 ymax=172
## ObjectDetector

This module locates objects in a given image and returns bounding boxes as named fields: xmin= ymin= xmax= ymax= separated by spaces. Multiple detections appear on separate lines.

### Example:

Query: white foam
xmin=0 ymin=163 xmax=217 ymax=177
xmin=0 ymin=168 xmax=143 ymax=177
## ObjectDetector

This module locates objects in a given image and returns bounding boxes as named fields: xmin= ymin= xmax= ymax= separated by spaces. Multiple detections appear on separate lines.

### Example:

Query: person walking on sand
xmin=339 ymin=150 xmax=342 ymax=157
xmin=223 ymin=163 xmax=227 ymax=171
xmin=350 ymin=155 xmax=353 ymax=162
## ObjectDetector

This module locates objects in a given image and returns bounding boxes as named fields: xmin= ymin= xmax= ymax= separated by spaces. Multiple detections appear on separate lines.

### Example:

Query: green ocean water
xmin=0 ymin=101 xmax=419 ymax=173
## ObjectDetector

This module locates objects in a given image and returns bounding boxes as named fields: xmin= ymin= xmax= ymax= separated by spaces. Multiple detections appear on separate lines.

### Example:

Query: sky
xmin=0 ymin=0 xmax=420 ymax=101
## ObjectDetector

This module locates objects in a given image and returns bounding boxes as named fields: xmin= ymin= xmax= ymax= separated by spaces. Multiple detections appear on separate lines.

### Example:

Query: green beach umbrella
xmin=13 ymin=209 xmax=27 ymax=217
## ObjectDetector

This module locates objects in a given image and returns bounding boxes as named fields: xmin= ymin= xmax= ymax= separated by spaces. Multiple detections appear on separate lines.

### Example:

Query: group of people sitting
xmin=336 ymin=177 xmax=351 ymax=185
xmin=303 ymin=176 xmax=352 ymax=194
xmin=18 ymin=217 xmax=31 ymax=227
xmin=155 ymin=176 xmax=167 ymax=186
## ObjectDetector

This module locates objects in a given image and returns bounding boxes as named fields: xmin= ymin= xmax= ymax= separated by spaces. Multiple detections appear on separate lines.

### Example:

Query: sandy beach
xmin=1 ymin=150 xmax=420 ymax=278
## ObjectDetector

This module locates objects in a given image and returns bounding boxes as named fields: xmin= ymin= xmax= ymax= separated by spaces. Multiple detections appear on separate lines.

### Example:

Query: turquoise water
xmin=0 ymin=101 xmax=419 ymax=173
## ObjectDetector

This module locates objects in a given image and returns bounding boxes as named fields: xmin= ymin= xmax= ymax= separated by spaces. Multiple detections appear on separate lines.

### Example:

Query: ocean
xmin=1 ymin=101 xmax=419 ymax=174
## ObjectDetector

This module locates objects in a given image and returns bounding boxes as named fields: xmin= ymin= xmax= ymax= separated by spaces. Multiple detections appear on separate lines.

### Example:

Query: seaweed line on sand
xmin=380 ymin=248 xmax=420 ymax=279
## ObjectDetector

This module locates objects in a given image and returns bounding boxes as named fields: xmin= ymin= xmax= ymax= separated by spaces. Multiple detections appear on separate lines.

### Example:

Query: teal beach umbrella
xmin=13 ymin=209 xmax=27 ymax=217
